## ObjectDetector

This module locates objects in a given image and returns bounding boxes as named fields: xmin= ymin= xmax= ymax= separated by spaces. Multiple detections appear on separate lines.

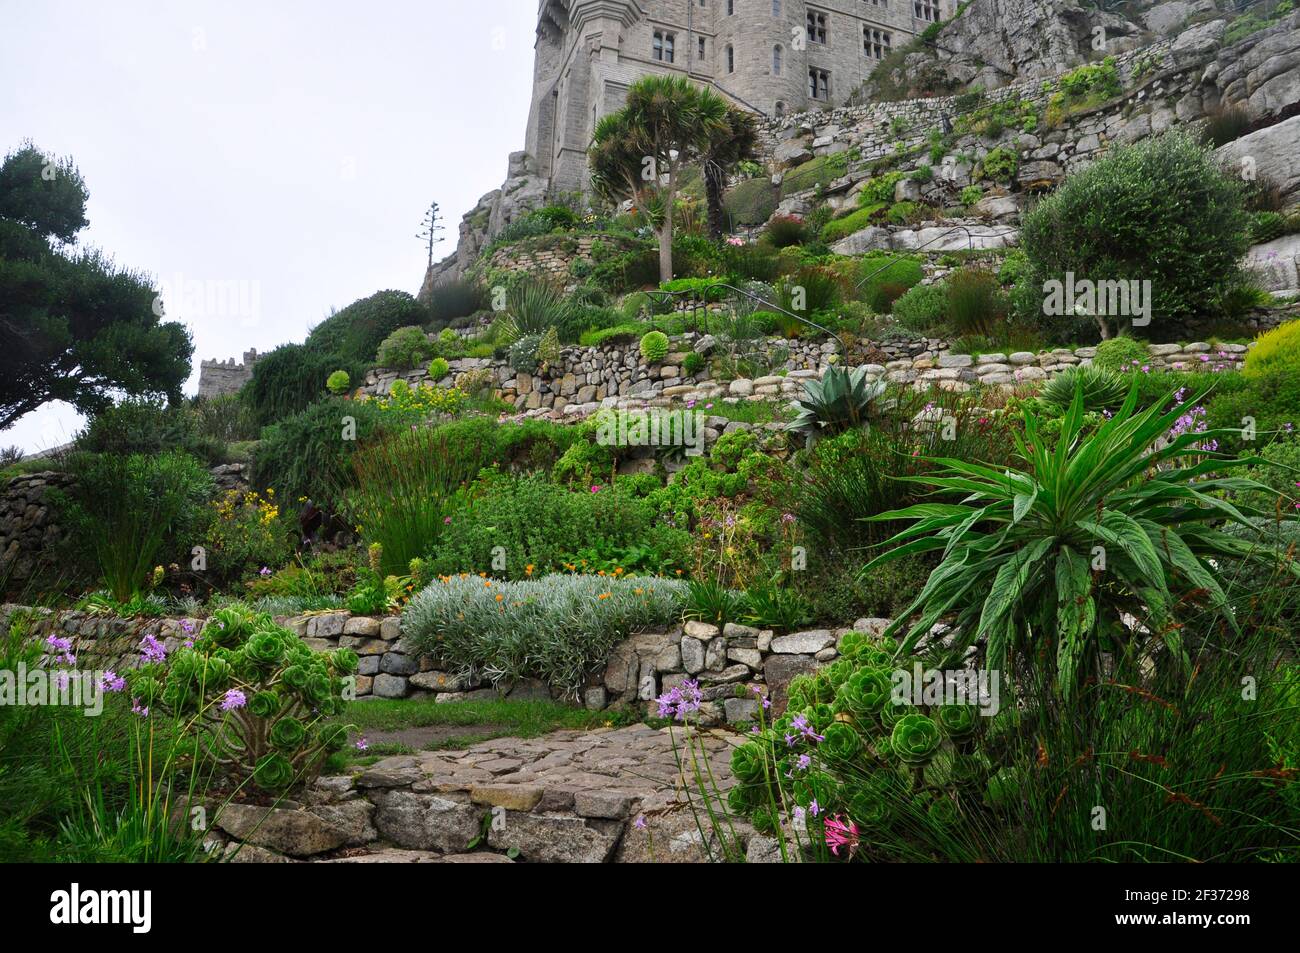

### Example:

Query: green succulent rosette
xmin=313 ymin=723 xmax=349 ymax=752
xmin=269 ymin=716 xmax=307 ymax=751
xmin=890 ymin=713 xmax=942 ymax=764
xmin=849 ymin=785 xmax=893 ymax=826
xmin=730 ymin=743 xmax=767 ymax=784
xmin=204 ymin=606 xmax=252 ymax=647
xmin=331 ymin=647 xmax=359 ymax=676
xmin=822 ymin=721 xmax=862 ymax=760
xmin=303 ymin=671 xmax=332 ymax=706
xmin=252 ymin=752 xmax=296 ymax=791
xmin=880 ymin=700 xmax=917 ymax=729
xmin=280 ymin=664 xmax=309 ymax=691
xmin=248 ymin=690 xmax=282 ymax=718
xmin=245 ymin=630 xmax=286 ymax=669
xmin=925 ymin=794 xmax=959 ymax=828
xmin=843 ymin=667 xmax=892 ymax=715
xmin=935 ymin=703 xmax=979 ymax=742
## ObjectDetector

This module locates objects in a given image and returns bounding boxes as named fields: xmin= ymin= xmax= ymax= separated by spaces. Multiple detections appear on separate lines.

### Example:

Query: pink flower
xmin=590 ymin=485 xmax=602 ymax=493
xmin=825 ymin=814 xmax=860 ymax=858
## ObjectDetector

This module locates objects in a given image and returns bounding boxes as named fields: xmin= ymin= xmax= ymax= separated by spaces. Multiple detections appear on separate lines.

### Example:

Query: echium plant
xmin=864 ymin=381 xmax=1298 ymax=694
xmin=126 ymin=604 xmax=356 ymax=792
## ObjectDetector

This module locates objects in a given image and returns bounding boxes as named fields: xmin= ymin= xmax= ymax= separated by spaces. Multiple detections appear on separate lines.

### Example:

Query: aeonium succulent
xmin=124 ymin=605 xmax=357 ymax=793
xmin=890 ymin=713 xmax=942 ymax=764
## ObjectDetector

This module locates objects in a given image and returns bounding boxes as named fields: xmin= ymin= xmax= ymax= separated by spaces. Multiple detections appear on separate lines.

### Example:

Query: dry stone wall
xmin=0 ymin=472 xmax=72 ymax=588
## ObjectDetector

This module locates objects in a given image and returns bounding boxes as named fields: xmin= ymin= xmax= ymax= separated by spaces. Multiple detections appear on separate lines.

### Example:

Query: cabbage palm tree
xmin=702 ymin=108 xmax=759 ymax=240
xmin=589 ymin=75 xmax=730 ymax=282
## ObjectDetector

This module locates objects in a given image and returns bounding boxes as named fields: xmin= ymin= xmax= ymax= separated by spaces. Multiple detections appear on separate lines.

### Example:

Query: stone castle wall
xmin=197 ymin=349 xmax=262 ymax=399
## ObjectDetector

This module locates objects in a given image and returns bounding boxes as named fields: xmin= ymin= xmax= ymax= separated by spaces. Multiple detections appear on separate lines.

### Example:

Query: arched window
xmin=774 ymin=100 xmax=786 ymax=118
xmin=773 ymin=44 xmax=783 ymax=76
xmin=726 ymin=44 xmax=735 ymax=73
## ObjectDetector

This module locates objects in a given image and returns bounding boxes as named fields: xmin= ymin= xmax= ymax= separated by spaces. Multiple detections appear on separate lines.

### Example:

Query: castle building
xmin=527 ymin=0 xmax=953 ymax=193
xmin=197 ymin=348 xmax=261 ymax=399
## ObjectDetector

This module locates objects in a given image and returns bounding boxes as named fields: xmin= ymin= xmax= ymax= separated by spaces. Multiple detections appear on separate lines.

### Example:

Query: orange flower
xmin=598 ymin=592 xmax=611 ymax=600
xmin=495 ymin=593 xmax=504 ymax=602
xmin=484 ymin=580 xmax=492 ymax=587
xmin=525 ymin=564 xmax=535 ymax=576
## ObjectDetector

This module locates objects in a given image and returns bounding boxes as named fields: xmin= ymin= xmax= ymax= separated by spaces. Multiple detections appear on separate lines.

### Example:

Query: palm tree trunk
xmin=658 ymin=194 xmax=675 ymax=283
xmin=704 ymin=162 xmax=726 ymax=241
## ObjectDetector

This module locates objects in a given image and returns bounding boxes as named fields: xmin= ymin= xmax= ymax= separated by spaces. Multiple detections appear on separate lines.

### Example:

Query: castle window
xmin=726 ymin=44 xmax=735 ymax=72
xmin=773 ymin=0 xmax=782 ymax=14
xmin=775 ymin=101 xmax=786 ymax=118
xmin=653 ymin=31 xmax=675 ymax=63
xmin=809 ymin=66 xmax=830 ymax=100
xmin=869 ymin=0 xmax=888 ymax=6
xmin=727 ymin=0 xmax=735 ymax=14
xmin=915 ymin=0 xmax=940 ymax=22
xmin=773 ymin=44 xmax=783 ymax=75
xmin=806 ymin=11 xmax=827 ymax=44
xmin=698 ymin=36 xmax=706 ymax=59
xmin=863 ymin=27 xmax=891 ymax=59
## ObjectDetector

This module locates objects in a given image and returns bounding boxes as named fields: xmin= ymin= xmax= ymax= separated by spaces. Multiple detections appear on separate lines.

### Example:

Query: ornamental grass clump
xmin=402 ymin=573 xmax=688 ymax=695
xmin=124 ymin=604 xmax=355 ymax=793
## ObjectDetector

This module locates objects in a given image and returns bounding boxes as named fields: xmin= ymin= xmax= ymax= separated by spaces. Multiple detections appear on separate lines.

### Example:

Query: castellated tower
xmin=526 ymin=0 xmax=951 ymax=194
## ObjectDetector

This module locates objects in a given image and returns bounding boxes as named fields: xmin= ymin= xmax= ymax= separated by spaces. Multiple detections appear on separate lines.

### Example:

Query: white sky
xmin=0 ymin=0 xmax=536 ymax=452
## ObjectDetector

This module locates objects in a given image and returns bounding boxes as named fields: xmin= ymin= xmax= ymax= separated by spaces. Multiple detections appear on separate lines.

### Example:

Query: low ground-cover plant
xmin=402 ymin=573 xmax=688 ymax=694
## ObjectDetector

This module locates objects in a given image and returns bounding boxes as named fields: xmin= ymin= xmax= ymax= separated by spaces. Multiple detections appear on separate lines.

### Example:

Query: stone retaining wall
xmin=0 ymin=472 xmax=72 ymax=587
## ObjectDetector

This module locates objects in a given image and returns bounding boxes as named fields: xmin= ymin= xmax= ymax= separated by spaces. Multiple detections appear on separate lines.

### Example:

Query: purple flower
xmin=634 ymin=815 xmax=647 ymax=830
xmin=220 ymin=689 xmax=246 ymax=711
xmin=55 ymin=671 xmax=71 ymax=691
xmin=45 ymin=634 xmax=76 ymax=665
xmin=259 ymin=566 xmax=272 ymax=577
xmin=789 ymin=713 xmax=825 ymax=744
xmin=131 ymin=698 xmax=150 ymax=718
xmin=355 ymin=737 xmax=369 ymax=751
xmin=139 ymin=633 xmax=167 ymax=664
xmin=655 ymin=679 xmax=703 ymax=721
xmin=100 ymin=671 xmax=126 ymax=693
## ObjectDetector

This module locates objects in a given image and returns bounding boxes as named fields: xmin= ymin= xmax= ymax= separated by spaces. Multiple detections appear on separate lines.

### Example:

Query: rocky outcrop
xmin=419 ymin=151 xmax=549 ymax=296
xmin=1215 ymin=113 xmax=1300 ymax=198
xmin=1208 ymin=10 xmax=1300 ymax=122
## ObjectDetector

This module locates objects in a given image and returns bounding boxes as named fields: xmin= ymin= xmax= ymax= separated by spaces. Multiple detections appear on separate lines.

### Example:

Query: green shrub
xmin=75 ymin=397 xmax=219 ymax=462
xmin=820 ymin=204 xmax=884 ymax=244
xmin=763 ymin=215 xmax=807 ymax=248
xmin=980 ymin=146 xmax=1018 ymax=183
xmin=243 ymin=343 xmax=364 ymax=427
xmin=326 ymin=370 xmax=351 ymax=394
xmin=1021 ymin=131 xmax=1251 ymax=332
xmin=945 ymin=267 xmax=1006 ymax=336
xmin=427 ymin=357 xmax=450 ymax=381
xmin=891 ymin=282 xmax=947 ymax=331
xmin=508 ymin=333 xmax=543 ymax=373
xmin=1251 ymin=210 xmax=1287 ymax=243
xmin=742 ymin=582 xmax=813 ymax=631
xmin=580 ymin=323 xmax=646 ymax=347
xmin=402 ymin=573 xmax=688 ymax=694
xmin=960 ymin=185 xmax=983 ymax=206
xmin=857 ymin=254 xmax=923 ymax=312
xmin=193 ymin=394 xmax=259 ymax=444
xmin=724 ymin=178 xmax=779 ymax=226
xmin=427 ymin=279 xmax=485 ymax=327
xmin=251 ymin=396 xmax=398 ymax=512
xmin=126 ymin=604 xmax=354 ymax=793
xmin=721 ymin=242 xmax=782 ymax=282
xmin=684 ymin=578 xmax=749 ymax=628
xmin=683 ymin=351 xmax=706 ymax=376
xmin=640 ymin=330 xmax=670 ymax=363
xmin=858 ymin=171 xmax=904 ymax=205
xmin=499 ymin=277 xmax=578 ymax=342
xmin=427 ymin=475 xmax=665 ymax=580
xmin=780 ymin=155 xmax=842 ymax=197
xmin=1244 ymin=319 xmax=1300 ymax=378
xmin=1092 ymin=336 xmax=1150 ymax=372
xmin=376 ymin=326 xmax=433 ymax=369
xmin=54 ymin=451 xmax=212 ymax=601
xmin=306 ymin=290 xmax=427 ymax=366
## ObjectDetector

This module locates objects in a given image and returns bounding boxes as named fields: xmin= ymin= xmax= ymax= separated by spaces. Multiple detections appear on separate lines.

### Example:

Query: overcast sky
xmin=0 ymin=0 xmax=536 ymax=452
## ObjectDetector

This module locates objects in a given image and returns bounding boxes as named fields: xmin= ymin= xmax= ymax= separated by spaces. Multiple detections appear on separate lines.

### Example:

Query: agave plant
xmin=863 ymin=380 xmax=1297 ymax=695
xmin=497 ymin=278 xmax=575 ymax=343
xmin=788 ymin=365 xmax=887 ymax=448
xmin=1037 ymin=364 xmax=1127 ymax=414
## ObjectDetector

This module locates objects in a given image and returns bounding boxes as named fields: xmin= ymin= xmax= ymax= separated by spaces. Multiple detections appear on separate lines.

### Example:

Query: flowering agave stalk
xmin=788 ymin=365 xmax=886 ymax=448
xmin=864 ymin=381 xmax=1298 ymax=695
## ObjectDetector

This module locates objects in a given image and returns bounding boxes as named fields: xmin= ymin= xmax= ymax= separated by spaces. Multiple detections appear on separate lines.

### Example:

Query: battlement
xmin=197 ymin=348 xmax=260 ymax=398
